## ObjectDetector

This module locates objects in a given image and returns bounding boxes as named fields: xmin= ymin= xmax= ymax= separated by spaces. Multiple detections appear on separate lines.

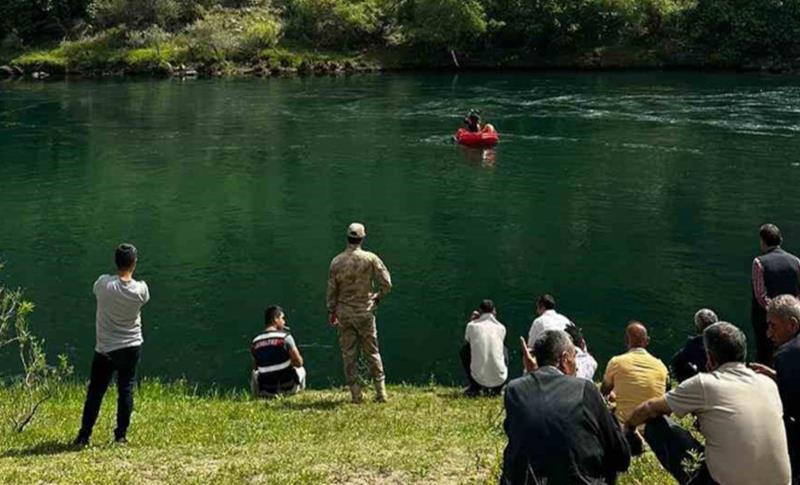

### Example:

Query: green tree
xmin=404 ymin=0 xmax=486 ymax=49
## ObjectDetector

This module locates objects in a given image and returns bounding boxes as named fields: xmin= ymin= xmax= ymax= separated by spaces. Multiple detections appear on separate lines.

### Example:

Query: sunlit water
xmin=2 ymin=72 xmax=800 ymax=387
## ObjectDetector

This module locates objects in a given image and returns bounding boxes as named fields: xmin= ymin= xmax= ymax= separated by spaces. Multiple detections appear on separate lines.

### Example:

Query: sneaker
xmin=114 ymin=436 xmax=129 ymax=445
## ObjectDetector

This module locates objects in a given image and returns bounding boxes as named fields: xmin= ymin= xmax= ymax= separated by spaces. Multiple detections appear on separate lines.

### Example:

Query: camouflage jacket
xmin=326 ymin=244 xmax=392 ymax=316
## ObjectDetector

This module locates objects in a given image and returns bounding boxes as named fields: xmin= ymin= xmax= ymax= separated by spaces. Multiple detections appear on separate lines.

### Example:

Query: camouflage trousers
xmin=337 ymin=313 xmax=385 ymax=385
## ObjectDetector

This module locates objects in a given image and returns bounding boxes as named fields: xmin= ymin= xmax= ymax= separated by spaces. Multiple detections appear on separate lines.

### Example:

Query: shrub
xmin=0 ymin=263 xmax=73 ymax=433
xmin=183 ymin=6 xmax=281 ymax=62
xmin=88 ymin=0 xmax=206 ymax=31
xmin=280 ymin=0 xmax=384 ymax=49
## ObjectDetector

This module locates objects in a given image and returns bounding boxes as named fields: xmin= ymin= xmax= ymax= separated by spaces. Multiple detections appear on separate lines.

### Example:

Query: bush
xmin=280 ymin=0 xmax=384 ymax=49
xmin=0 ymin=263 xmax=72 ymax=433
xmin=183 ymin=6 xmax=281 ymax=62
xmin=88 ymin=0 xmax=206 ymax=31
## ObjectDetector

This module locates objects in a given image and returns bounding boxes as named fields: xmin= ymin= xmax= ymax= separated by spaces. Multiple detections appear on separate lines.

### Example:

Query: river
xmin=1 ymin=72 xmax=799 ymax=387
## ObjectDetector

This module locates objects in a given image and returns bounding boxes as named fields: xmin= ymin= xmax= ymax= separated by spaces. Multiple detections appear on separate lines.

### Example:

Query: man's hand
xmin=328 ymin=312 xmax=339 ymax=327
xmin=749 ymin=362 xmax=777 ymax=380
xmin=521 ymin=337 xmax=538 ymax=373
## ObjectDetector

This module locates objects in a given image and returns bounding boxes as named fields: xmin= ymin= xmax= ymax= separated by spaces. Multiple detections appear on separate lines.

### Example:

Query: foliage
xmin=403 ymin=0 xmax=487 ymax=49
xmin=280 ymin=0 xmax=385 ymax=49
xmin=183 ymin=6 xmax=281 ymax=62
xmin=0 ymin=0 xmax=90 ymax=43
xmin=87 ymin=0 xmax=205 ymax=31
xmin=683 ymin=0 xmax=800 ymax=61
xmin=0 ymin=264 xmax=73 ymax=433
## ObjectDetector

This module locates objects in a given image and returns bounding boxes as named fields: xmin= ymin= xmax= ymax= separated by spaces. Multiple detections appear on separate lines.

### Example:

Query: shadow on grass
xmin=1 ymin=440 xmax=82 ymax=458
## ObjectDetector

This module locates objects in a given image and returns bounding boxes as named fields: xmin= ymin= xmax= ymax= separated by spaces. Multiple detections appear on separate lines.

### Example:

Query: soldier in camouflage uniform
xmin=327 ymin=222 xmax=392 ymax=403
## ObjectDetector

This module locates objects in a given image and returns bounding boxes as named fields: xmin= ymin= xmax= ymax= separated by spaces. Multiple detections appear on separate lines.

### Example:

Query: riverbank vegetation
xmin=0 ymin=380 xmax=674 ymax=484
xmin=2 ymin=0 xmax=800 ymax=77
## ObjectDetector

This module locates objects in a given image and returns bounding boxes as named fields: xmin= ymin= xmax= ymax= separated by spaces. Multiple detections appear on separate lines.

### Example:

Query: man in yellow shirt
xmin=601 ymin=321 xmax=669 ymax=424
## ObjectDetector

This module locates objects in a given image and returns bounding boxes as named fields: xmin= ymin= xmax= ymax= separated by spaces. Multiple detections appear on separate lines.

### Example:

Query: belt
xmin=256 ymin=361 xmax=292 ymax=374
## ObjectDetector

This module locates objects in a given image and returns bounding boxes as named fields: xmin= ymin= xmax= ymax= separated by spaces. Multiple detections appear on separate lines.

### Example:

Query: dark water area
xmin=1 ymin=72 xmax=800 ymax=388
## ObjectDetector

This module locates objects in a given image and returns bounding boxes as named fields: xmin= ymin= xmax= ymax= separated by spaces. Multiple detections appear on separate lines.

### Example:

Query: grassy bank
xmin=0 ymin=380 xmax=673 ymax=484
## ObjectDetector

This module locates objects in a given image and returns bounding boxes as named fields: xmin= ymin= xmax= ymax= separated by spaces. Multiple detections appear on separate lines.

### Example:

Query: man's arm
xmin=326 ymin=264 xmax=338 ymax=314
xmin=749 ymin=362 xmax=777 ymax=380
xmin=372 ymin=255 xmax=392 ymax=301
xmin=585 ymin=383 xmax=630 ymax=476
xmin=600 ymin=360 xmax=616 ymax=396
xmin=753 ymin=258 xmax=769 ymax=309
xmin=286 ymin=335 xmax=304 ymax=367
xmin=625 ymin=396 xmax=672 ymax=429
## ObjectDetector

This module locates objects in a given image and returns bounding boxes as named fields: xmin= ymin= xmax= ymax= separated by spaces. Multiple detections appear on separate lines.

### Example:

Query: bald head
xmin=625 ymin=321 xmax=649 ymax=349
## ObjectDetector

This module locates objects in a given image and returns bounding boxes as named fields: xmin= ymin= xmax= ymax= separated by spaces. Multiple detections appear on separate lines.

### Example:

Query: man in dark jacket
xmin=752 ymin=223 xmax=800 ymax=364
xmin=670 ymin=308 xmax=718 ymax=383
xmin=750 ymin=294 xmax=800 ymax=481
xmin=501 ymin=330 xmax=631 ymax=484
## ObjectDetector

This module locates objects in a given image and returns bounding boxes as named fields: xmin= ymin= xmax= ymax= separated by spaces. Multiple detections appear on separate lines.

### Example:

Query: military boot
xmin=349 ymin=384 xmax=363 ymax=404
xmin=374 ymin=379 xmax=388 ymax=403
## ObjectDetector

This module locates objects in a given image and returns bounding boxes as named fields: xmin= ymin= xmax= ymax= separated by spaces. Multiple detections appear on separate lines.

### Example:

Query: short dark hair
xmin=533 ymin=329 xmax=573 ymax=367
xmin=347 ymin=236 xmax=363 ymax=245
xmin=479 ymin=299 xmax=494 ymax=314
xmin=760 ymin=224 xmax=783 ymax=247
xmin=703 ymin=322 xmax=746 ymax=365
xmin=264 ymin=305 xmax=284 ymax=326
xmin=537 ymin=294 xmax=556 ymax=310
xmin=115 ymin=243 xmax=138 ymax=270
xmin=564 ymin=323 xmax=584 ymax=346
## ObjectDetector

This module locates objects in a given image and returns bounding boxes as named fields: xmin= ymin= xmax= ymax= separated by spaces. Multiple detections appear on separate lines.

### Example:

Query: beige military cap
xmin=347 ymin=222 xmax=366 ymax=238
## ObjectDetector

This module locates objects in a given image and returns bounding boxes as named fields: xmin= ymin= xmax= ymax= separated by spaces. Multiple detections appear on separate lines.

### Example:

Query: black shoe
xmin=72 ymin=435 xmax=89 ymax=448
xmin=463 ymin=386 xmax=480 ymax=398
xmin=114 ymin=436 xmax=128 ymax=445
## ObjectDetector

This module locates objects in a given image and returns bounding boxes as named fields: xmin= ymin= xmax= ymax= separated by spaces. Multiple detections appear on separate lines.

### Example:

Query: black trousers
xmin=752 ymin=304 xmax=774 ymax=365
xmin=78 ymin=346 xmax=140 ymax=440
xmin=459 ymin=343 xmax=507 ymax=395
xmin=643 ymin=416 xmax=718 ymax=485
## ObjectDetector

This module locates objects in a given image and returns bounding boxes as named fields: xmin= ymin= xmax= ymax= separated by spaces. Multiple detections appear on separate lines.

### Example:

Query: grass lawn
xmin=0 ymin=380 xmax=674 ymax=484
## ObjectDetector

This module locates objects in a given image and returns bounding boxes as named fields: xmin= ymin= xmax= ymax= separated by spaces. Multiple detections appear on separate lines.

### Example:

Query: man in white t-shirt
xmin=74 ymin=243 xmax=150 ymax=447
xmin=460 ymin=299 xmax=508 ymax=397
xmin=626 ymin=322 xmax=791 ymax=485
xmin=527 ymin=294 xmax=572 ymax=349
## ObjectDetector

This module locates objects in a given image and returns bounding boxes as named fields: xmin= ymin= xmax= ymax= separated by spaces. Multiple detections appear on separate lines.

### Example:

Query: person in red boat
xmin=463 ymin=109 xmax=496 ymax=134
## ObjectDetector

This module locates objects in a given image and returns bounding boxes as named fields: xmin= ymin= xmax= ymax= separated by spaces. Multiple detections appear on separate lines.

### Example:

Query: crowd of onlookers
xmin=484 ymin=223 xmax=800 ymax=484
xmin=70 ymin=221 xmax=800 ymax=485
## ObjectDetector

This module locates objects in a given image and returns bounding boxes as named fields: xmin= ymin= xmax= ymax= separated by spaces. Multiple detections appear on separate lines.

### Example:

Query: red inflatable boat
xmin=455 ymin=127 xmax=499 ymax=147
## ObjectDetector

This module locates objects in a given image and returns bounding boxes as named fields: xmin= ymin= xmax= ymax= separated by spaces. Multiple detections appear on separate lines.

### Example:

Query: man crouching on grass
xmin=73 ymin=243 xmax=150 ymax=447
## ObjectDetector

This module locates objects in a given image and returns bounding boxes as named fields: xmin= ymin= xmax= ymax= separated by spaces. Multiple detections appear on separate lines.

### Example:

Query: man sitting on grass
xmin=251 ymin=305 xmax=306 ymax=397
xmin=502 ymin=330 xmax=630 ymax=484
xmin=627 ymin=322 xmax=790 ymax=485
xmin=460 ymin=299 xmax=508 ymax=397
xmin=601 ymin=321 xmax=668 ymax=425
xmin=670 ymin=308 xmax=718 ymax=383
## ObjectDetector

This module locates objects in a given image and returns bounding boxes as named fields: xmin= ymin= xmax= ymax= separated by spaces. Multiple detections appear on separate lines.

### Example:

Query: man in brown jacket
xmin=327 ymin=222 xmax=392 ymax=403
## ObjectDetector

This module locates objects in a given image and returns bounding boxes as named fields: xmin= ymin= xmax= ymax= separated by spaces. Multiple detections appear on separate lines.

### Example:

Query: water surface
xmin=1 ymin=72 xmax=799 ymax=387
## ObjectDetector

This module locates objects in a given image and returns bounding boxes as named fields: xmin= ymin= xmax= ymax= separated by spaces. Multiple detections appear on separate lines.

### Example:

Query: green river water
xmin=1 ymin=72 xmax=800 ymax=388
